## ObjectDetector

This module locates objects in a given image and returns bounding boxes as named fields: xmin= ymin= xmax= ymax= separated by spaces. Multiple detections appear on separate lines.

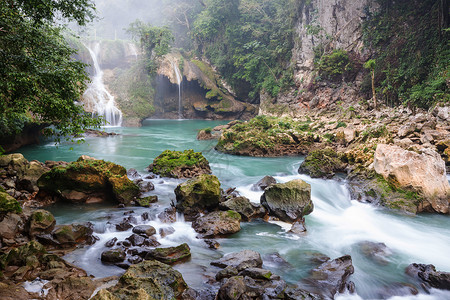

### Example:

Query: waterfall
xmin=83 ymin=43 xmax=123 ymax=127
xmin=128 ymin=43 xmax=138 ymax=61
xmin=172 ymin=61 xmax=183 ymax=119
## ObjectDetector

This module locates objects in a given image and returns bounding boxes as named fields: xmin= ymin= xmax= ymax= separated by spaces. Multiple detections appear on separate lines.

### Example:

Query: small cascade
xmin=128 ymin=43 xmax=138 ymax=61
xmin=171 ymin=61 xmax=183 ymax=119
xmin=83 ymin=43 xmax=123 ymax=127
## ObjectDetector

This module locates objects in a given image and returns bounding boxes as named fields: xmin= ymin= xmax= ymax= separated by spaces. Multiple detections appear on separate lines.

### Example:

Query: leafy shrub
xmin=317 ymin=49 xmax=353 ymax=82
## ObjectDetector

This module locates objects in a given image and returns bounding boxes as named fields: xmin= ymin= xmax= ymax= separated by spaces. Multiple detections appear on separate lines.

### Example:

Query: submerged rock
xmin=358 ymin=241 xmax=392 ymax=265
xmin=175 ymin=174 xmax=221 ymax=216
xmin=148 ymin=149 xmax=211 ymax=178
xmin=406 ymin=263 xmax=450 ymax=291
xmin=253 ymin=175 xmax=277 ymax=191
xmin=192 ymin=210 xmax=241 ymax=238
xmin=260 ymin=179 xmax=313 ymax=223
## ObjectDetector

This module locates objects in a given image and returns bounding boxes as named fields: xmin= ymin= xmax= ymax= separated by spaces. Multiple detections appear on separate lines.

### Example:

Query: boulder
xmin=0 ymin=191 xmax=22 ymax=215
xmin=302 ymin=255 xmax=355 ymax=298
xmin=192 ymin=210 xmax=241 ymax=238
xmin=219 ymin=196 xmax=265 ymax=221
xmin=175 ymin=174 xmax=221 ymax=216
xmin=37 ymin=157 xmax=139 ymax=205
xmin=29 ymin=209 xmax=55 ymax=237
xmin=52 ymin=223 xmax=95 ymax=246
xmin=137 ymin=181 xmax=154 ymax=193
xmin=144 ymin=243 xmax=191 ymax=264
xmin=211 ymin=250 xmax=263 ymax=271
xmin=398 ymin=122 xmax=416 ymax=138
xmin=216 ymin=266 xmax=239 ymax=281
xmin=93 ymin=260 xmax=187 ymax=299
xmin=406 ymin=263 xmax=450 ymax=290
xmin=298 ymin=148 xmax=346 ymax=179
xmin=132 ymin=225 xmax=156 ymax=237
xmin=159 ymin=226 xmax=175 ymax=238
xmin=126 ymin=234 xmax=146 ymax=247
xmin=253 ymin=176 xmax=277 ymax=191
xmin=17 ymin=161 xmax=49 ymax=193
xmin=374 ymin=144 xmax=450 ymax=214
xmin=260 ymin=179 xmax=313 ymax=223
xmin=0 ymin=213 xmax=23 ymax=240
xmin=358 ymin=241 xmax=392 ymax=265
xmin=135 ymin=195 xmax=157 ymax=207
xmin=148 ymin=149 xmax=211 ymax=178
xmin=158 ymin=207 xmax=177 ymax=223
xmin=101 ymin=249 xmax=126 ymax=263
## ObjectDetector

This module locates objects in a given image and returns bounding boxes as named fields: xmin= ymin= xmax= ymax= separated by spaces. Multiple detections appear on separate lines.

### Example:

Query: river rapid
xmin=19 ymin=120 xmax=450 ymax=300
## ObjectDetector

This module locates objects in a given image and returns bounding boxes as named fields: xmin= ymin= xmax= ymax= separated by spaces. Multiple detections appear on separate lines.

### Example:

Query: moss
xmin=0 ymin=191 xmax=22 ymax=214
xmin=136 ymin=196 xmax=158 ymax=207
xmin=299 ymin=148 xmax=346 ymax=178
xmin=226 ymin=210 xmax=241 ymax=220
xmin=149 ymin=149 xmax=210 ymax=178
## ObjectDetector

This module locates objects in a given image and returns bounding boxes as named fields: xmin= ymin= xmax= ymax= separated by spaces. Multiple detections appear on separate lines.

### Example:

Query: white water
xmin=83 ymin=43 xmax=123 ymax=127
xmin=128 ymin=43 xmax=138 ymax=61
xmin=172 ymin=61 xmax=183 ymax=119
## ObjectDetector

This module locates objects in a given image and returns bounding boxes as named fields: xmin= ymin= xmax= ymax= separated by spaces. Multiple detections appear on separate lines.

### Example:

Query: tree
xmin=364 ymin=59 xmax=377 ymax=109
xmin=0 ymin=0 xmax=100 ymax=142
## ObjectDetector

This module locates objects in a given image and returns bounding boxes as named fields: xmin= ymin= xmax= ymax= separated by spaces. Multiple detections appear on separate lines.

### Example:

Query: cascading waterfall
xmin=172 ymin=61 xmax=183 ymax=119
xmin=128 ymin=43 xmax=138 ymax=61
xmin=83 ymin=43 xmax=123 ymax=127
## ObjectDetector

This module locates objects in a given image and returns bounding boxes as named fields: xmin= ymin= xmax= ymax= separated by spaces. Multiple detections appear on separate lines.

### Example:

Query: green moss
xmin=317 ymin=49 xmax=354 ymax=82
xmin=149 ymin=149 xmax=210 ymax=178
xmin=0 ymin=191 xmax=22 ymax=214
xmin=226 ymin=210 xmax=241 ymax=220
xmin=299 ymin=148 xmax=346 ymax=178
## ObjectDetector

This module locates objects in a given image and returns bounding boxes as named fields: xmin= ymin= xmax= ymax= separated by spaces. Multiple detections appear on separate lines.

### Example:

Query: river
xmin=19 ymin=120 xmax=450 ymax=299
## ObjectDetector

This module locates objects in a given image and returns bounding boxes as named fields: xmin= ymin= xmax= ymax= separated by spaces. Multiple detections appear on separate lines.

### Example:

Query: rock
xmin=126 ymin=168 xmax=139 ymax=179
xmin=37 ymin=157 xmax=139 ymax=205
xmin=205 ymin=239 xmax=220 ymax=249
xmin=358 ymin=241 xmax=392 ymax=265
xmin=29 ymin=209 xmax=55 ymax=237
xmin=0 ymin=213 xmax=23 ymax=240
xmin=298 ymin=148 xmax=347 ymax=178
xmin=219 ymin=196 xmax=265 ymax=221
xmin=159 ymin=226 xmax=175 ymax=238
xmin=302 ymin=255 xmax=355 ymax=298
xmin=433 ymin=106 xmax=450 ymax=121
xmin=145 ymin=243 xmax=191 ymax=264
xmin=0 ymin=190 xmax=22 ymax=215
xmin=144 ymin=236 xmax=161 ymax=247
xmin=95 ymin=260 xmax=187 ymax=299
xmin=126 ymin=234 xmax=146 ymax=246
xmin=262 ymin=253 xmax=291 ymax=269
xmin=216 ymin=266 xmax=239 ymax=281
xmin=46 ymin=276 xmax=98 ymax=300
xmin=260 ymin=179 xmax=313 ymax=223
xmin=192 ymin=210 xmax=241 ymax=238
xmin=132 ymin=225 xmax=156 ymax=237
xmin=175 ymin=174 xmax=221 ymax=216
xmin=374 ymin=144 xmax=450 ymax=214
xmin=105 ymin=237 xmax=118 ymax=247
xmin=253 ymin=176 xmax=277 ymax=191
xmin=101 ymin=249 xmax=126 ymax=263
xmin=211 ymin=250 xmax=263 ymax=271
xmin=158 ymin=207 xmax=177 ymax=223
xmin=138 ymin=181 xmax=154 ymax=193
xmin=148 ymin=149 xmax=211 ymax=178
xmin=217 ymin=276 xmax=246 ymax=300
xmin=375 ymin=283 xmax=419 ymax=299
xmin=17 ymin=161 xmax=49 ymax=193
xmin=52 ymin=223 xmax=95 ymax=246
xmin=0 ymin=153 xmax=28 ymax=171
xmin=288 ymin=219 xmax=307 ymax=235
xmin=239 ymin=267 xmax=272 ymax=280
xmin=285 ymin=287 xmax=322 ymax=300
xmin=135 ymin=195 xmax=158 ymax=207
xmin=398 ymin=122 xmax=416 ymax=138
xmin=115 ymin=219 xmax=133 ymax=231
xmin=405 ymin=263 xmax=450 ymax=290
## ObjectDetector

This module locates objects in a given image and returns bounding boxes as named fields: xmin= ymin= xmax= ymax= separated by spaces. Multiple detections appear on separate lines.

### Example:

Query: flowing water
xmin=83 ymin=43 xmax=123 ymax=127
xmin=171 ymin=62 xmax=183 ymax=119
xmin=19 ymin=120 xmax=450 ymax=299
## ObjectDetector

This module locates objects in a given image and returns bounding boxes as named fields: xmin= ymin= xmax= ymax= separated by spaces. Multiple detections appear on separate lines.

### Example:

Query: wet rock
xmin=211 ymin=250 xmax=263 ymax=272
xmin=158 ymin=207 xmax=177 ymax=223
xmin=217 ymin=276 xmax=246 ymax=300
xmin=29 ymin=209 xmax=55 ymax=237
xmin=239 ymin=267 xmax=272 ymax=280
xmin=288 ymin=219 xmax=307 ymax=235
xmin=159 ymin=226 xmax=175 ymax=238
xmin=136 ymin=195 xmax=158 ymax=207
xmin=219 ymin=196 xmax=265 ymax=221
xmin=216 ymin=266 xmax=239 ymax=281
xmin=132 ymin=225 xmax=156 ymax=237
xmin=298 ymin=148 xmax=346 ymax=179
xmin=128 ymin=255 xmax=143 ymax=264
xmin=260 ymin=179 xmax=313 ymax=223
xmin=17 ymin=161 xmax=49 ymax=193
xmin=192 ymin=210 xmax=241 ymax=238
xmin=175 ymin=174 xmax=221 ymax=217
xmin=144 ymin=236 xmax=161 ymax=247
xmin=105 ymin=237 xmax=118 ymax=247
xmin=126 ymin=234 xmax=146 ymax=246
xmin=205 ymin=239 xmax=220 ymax=249
xmin=358 ymin=241 xmax=392 ymax=265
xmin=253 ymin=175 xmax=277 ymax=191
xmin=375 ymin=283 xmax=419 ymax=298
xmin=126 ymin=168 xmax=139 ymax=179
xmin=52 ymin=223 xmax=95 ymax=246
xmin=138 ymin=181 xmax=154 ymax=193
xmin=374 ymin=144 xmax=450 ymax=213
xmin=141 ymin=211 xmax=150 ymax=221
xmin=405 ymin=263 xmax=450 ymax=290
xmin=285 ymin=287 xmax=322 ymax=300
xmin=144 ymin=243 xmax=191 ymax=264
xmin=0 ymin=213 xmax=24 ymax=240
xmin=302 ymin=255 xmax=355 ymax=298
xmin=92 ymin=260 xmax=187 ymax=299
xmin=115 ymin=219 xmax=133 ymax=231
xmin=116 ymin=240 xmax=131 ymax=248
xmin=101 ymin=249 xmax=126 ymax=263
xmin=262 ymin=253 xmax=291 ymax=269
xmin=116 ymin=262 xmax=131 ymax=269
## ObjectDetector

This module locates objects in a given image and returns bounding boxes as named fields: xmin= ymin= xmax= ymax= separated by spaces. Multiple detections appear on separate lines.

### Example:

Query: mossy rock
xmin=37 ymin=157 xmax=138 ymax=205
xmin=105 ymin=260 xmax=187 ymax=299
xmin=29 ymin=209 xmax=55 ymax=237
xmin=298 ymin=148 xmax=347 ymax=178
xmin=261 ymin=179 xmax=313 ymax=223
xmin=174 ymin=174 xmax=221 ymax=216
xmin=144 ymin=243 xmax=191 ymax=265
xmin=192 ymin=210 xmax=241 ymax=238
xmin=3 ymin=241 xmax=46 ymax=269
xmin=0 ymin=191 xmax=21 ymax=215
xmin=136 ymin=196 xmax=158 ymax=207
xmin=53 ymin=223 xmax=94 ymax=245
xmin=148 ymin=149 xmax=211 ymax=178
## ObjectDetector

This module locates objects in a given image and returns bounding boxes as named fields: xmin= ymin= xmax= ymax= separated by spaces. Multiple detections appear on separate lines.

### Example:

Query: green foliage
xmin=0 ymin=1 xmax=101 ymax=141
xmin=203 ymin=127 xmax=212 ymax=134
xmin=127 ymin=20 xmax=174 ymax=74
xmin=191 ymin=0 xmax=297 ymax=99
xmin=317 ymin=49 xmax=353 ymax=82
xmin=336 ymin=121 xmax=347 ymax=129
xmin=362 ymin=0 xmax=449 ymax=108
xmin=150 ymin=149 xmax=210 ymax=177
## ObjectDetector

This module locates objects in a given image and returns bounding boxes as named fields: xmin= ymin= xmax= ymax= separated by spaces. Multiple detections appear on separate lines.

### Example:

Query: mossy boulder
xmin=37 ymin=156 xmax=139 ymax=205
xmin=0 ymin=191 xmax=22 ymax=215
xmin=17 ymin=161 xmax=49 ymax=193
xmin=148 ymin=149 xmax=211 ymax=178
xmin=192 ymin=210 xmax=241 ymax=238
xmin=219 ymin=196 xmax=265 ymax=221
xmin=298 ymin=148 xmax=347 ymax=178
xmin=94 ymin=260 xmax=187 ymax=299
xmin=52 ymin=223 xmax=94 ymax=246
xmin=144 ymin=243 xmax=191 ymax=265
xmin=29 ymin=209 xmax=55 ymax=237
xmin=175 ymin=174 xmax=221 ymax=216
xmin=260 ymin=179 xmax=313 ymax=223
xmin=136 ymin=195 xmax=158 ymax=207
xmin=1 ymin=240 xmax=46 ymax=270
xmin=0 ymin=153 xmax=28 ymax=173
